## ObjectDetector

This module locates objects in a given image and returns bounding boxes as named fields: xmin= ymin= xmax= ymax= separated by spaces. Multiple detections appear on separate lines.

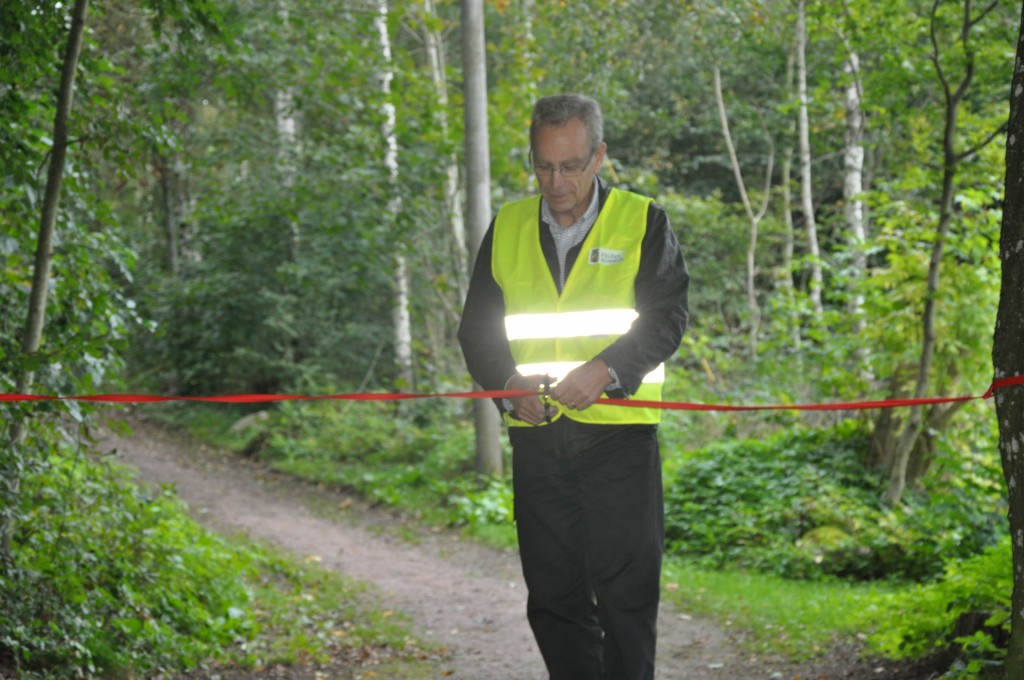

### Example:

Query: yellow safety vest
xmin=492 ymin=188 xmax=664 ymax=426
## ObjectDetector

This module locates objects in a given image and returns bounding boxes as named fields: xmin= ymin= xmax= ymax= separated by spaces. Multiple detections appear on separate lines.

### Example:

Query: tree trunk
xmin=842 ymin=47 xmax=869 ymax=374
xmin=2 ymin=0 xmax=90 ymax=559
xmin=881 ymin=0 xmax=993 ymax=506
xmin=375 ymin=0 xmax=414 ymax=392
xmin=781 ymin=46 xmax=801 ymax=352
xmin=275 ymin=82 xmax=300 ymax=249
xmin=422 ymin=0 xmax=468 ymax=304
xmin=520 ymin=0 xmax=539 ymax=193
xmin=392 ymin=253 xmax=414 ymax=389
xmin=796 ymin=0 xmax=823 ymax=316
xmin=712 ymin=66 xmax=773 ymax=358
xmin=461 ymin=0 xmax=502 ymax=477
xmin=157 ymin=153 xmax=181 ymax=276
xmin=995 ymin=7 xmax=1024 ymax=676
xmin=419 ymin=0 xmax=470 ymax=389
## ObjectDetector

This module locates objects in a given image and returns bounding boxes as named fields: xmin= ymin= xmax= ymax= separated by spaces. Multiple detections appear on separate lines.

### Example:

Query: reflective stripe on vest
xmin=506 ymin=309 xmax=638 ymax=340
xmin=492 ymin=188 xmax=663 ymax=426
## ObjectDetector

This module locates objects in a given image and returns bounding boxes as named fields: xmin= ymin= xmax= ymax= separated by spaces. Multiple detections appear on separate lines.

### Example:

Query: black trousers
xmin=510 ymin=418 xmax=664 ymax=680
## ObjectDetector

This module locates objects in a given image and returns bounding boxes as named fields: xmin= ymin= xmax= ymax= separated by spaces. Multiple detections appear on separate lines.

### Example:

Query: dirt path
xmin=103 ymin=417 xmax=932 ymax=680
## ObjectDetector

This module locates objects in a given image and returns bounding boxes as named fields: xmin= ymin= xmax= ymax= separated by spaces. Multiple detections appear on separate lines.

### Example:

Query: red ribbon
xmin=2 ymin=376 xmax=1023 ymax=411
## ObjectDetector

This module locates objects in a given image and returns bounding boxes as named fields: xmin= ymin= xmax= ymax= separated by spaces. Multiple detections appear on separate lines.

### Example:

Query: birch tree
xmin=275 ymin=1 xmax=299 ymax=248
xmin=376 ymin=0 xmax=414 ymax=391
xmin=995 ymin=10 xmax=1024 ymax=675
xmin=461 ymin=0 xmax=502 ymax=476
xmin=421 ymin=0 xmax=467 ymax=302
xmin=824 ymin=0 xmax=872 ymax=382
xmin=779 ymin=45 xmax=802 ymax=352
xmin=842 ymin=47 xmax=868 ymax=357
xmin=796 ymin=0 xmax=824 ymax=317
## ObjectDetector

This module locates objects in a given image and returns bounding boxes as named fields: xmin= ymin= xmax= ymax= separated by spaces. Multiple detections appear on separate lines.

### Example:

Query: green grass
xmin=661 ymin=559 xmax=890 ymax=659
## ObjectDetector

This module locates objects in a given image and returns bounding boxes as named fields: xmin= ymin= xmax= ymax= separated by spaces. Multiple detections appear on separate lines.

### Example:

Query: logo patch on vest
xmin=588 ymin=248 xmax=625 ymax=265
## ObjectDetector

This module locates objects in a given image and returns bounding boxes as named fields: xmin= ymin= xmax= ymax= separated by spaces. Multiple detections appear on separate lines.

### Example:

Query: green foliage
xmin=857 ymin=176 xmax=1002 ymax=399
xmin=1 ymin=437 xmax=254 ymax=676
xmin=449 ymin=477 xmax=515 ymax=529
xmin=661 ymin=558 xmax=888 ymax=659
xmin=107 ymin=0 xmax=441 ymax=397
xmin=0 ymin=423 xmax=431 ymax=678
xmin=663 ymin=423 xmax=1006 ymax=582
xmin=859 ymin=536 xmax=1010 ymax=675
xmin=2 ymin=0 xmax=1019 ymax=674
xmin=227 ymin=398 xmax=515 ymax=544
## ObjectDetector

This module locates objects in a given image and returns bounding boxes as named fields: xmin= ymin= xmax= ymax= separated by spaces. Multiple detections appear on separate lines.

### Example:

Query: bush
xmin=859 ymin=536 xmax=1010 ymax=676
xmin=0 ymin=421 xmax=431 ymax=679
xmin=0 ymin=444 xmax=256 ymax=677
xmin=449 ymin=477 xmax=515 ymax=529
xmin=663 ymin=423 xmax=1005 ymax=581
xmin=264 ymin=399 xmax=512 ymax=529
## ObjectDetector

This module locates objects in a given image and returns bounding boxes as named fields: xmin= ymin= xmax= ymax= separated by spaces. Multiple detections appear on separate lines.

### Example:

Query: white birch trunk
xmin=274 ymin=1 xmax=298 ymax=192
xmin=781 ymin=46 xmax=801 ymax=351
xmin=376 ymin=0 xmax=414 ymax=391
xmin=797 ymin=0 xmax=823 ymax=316
xmin=843 ymin=49 xmax=869 ymax=374
xmin=275 ymin=86 xmax=301 ymax=249
xmin=422 ymin=0 xmax=468 ymax=302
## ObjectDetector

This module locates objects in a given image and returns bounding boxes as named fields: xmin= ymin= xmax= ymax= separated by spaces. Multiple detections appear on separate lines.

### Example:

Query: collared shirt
xmin=541 ymin=178 xmax=601 ymax=292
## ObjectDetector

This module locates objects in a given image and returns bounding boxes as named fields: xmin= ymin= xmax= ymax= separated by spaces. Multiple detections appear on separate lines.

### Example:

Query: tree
xmin=461 ymin=0 xmax=502 ymax=477
xmin=398 ymin=0 xmax=481 ymax=391
xmin=779 ymin=45 xmax=802 ymax=352
xmin=712 ymin=65 xmax=774 ymax=357
xmin=114 ymin=0 xmax=405 ymax=396
xmin=837 ymin=6 xmax=869 ymax=375
xmin=420 ymin=0 xmax=468 ymax=303
xmin=876 ymin=0 xmax=1007 ymax=506
xmin=2 ymin=0 xmax=90 ymax=559
xmin=994 ymin=5 xmax=1024 ymax=675
xmin=797 ymin=0 xmax=825 ymax=318
xmin=376 ymin=0 xmax=414 ymax=392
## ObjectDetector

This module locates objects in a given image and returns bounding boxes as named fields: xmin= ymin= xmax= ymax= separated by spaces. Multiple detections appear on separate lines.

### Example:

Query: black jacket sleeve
xmin=457 ymin=223 xmax=518 ymax=393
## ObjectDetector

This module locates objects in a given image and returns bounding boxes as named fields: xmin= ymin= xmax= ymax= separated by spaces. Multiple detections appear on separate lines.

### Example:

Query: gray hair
xmin=529 ymin=94 xmax=604 ymax=155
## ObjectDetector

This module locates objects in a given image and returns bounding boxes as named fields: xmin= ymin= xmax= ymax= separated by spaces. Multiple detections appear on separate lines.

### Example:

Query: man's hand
xmin=551 ymin=359 xmax=610 ymax=411
xmin=506 ymin=373 xmax=555 ymax=426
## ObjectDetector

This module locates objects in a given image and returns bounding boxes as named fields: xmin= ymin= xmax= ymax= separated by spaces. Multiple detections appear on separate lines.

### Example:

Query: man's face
xmin=532 ymin=118 xmax=606 ymax=226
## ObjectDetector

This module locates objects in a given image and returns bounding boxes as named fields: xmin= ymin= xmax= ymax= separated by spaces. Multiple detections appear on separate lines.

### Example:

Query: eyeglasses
xmin=532 ymin=150 xmax=595 ymax=179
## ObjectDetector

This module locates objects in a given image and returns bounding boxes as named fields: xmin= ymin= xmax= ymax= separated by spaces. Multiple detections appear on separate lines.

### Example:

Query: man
xmin=458 ymin=93 xmax=689 ymax=680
